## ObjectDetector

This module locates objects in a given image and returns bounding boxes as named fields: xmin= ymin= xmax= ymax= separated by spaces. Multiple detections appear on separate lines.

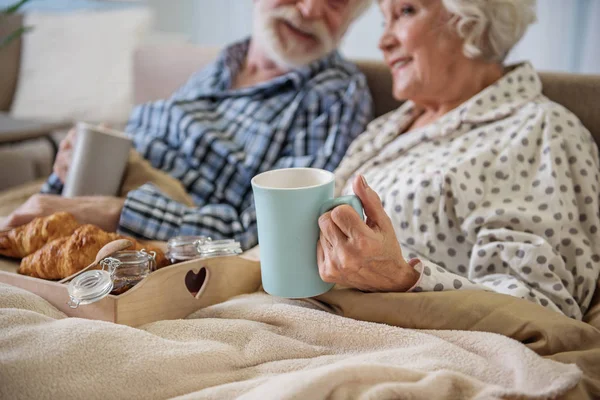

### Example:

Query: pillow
xmin=0 ymin=14 xmax=23 ymax=112
xmin=10 ymin=8 xmax=153 ymax=125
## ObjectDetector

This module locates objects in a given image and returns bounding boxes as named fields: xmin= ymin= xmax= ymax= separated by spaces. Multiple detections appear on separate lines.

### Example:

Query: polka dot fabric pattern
xmin=334 ymin=63 xmax=600 ymax=320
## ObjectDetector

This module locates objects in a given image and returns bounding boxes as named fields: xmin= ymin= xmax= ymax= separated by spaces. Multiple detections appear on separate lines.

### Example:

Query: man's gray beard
xmin=252 ymin=5 xmax=340 ymax=69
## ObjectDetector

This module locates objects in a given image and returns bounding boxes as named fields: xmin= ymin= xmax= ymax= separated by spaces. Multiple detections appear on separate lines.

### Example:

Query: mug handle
xmin=319 ymin=195 xmax=364 ymax=220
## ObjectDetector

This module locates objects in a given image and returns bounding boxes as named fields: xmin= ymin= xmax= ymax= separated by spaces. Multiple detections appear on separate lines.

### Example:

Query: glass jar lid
xmin=106 ymin=250 xmax=155 ymax=265
xmin=166 ymin=235 xmax=210 ymax=261
xmin=167 ymin=236 xmax=243 ymax=261
xmin=103 ymin=249 xmax=157 ymax=271
xmin=67 ymin=270 xmax=113 ymax=309
xmin=197 ymin=239 xmax=242 ymax=258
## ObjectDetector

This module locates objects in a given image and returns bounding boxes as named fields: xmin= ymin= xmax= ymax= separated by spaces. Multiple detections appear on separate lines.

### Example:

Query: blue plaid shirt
xmin=42 ymin=39 xmax=373 ymax=250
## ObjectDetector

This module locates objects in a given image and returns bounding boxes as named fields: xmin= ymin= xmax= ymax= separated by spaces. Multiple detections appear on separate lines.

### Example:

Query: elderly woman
xmin=317 ymin=0 xmax=600 ymax=321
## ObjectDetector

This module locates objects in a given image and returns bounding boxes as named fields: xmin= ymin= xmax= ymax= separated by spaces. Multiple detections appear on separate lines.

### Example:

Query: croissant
xmin=0 ymin=212 xmax=80 ymax=259
xmin=18 ymin=225 xmax=169 ymax=280
xmin=18 ymin=225 xmax=115 ymax=279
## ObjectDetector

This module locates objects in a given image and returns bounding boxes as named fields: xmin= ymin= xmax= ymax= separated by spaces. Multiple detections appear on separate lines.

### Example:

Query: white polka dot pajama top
xmin=334 ymin=63 xmax=600 ymax=320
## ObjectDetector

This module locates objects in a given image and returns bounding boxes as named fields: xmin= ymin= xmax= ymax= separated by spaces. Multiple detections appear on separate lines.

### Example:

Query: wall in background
xmin=4 ymin=0 xmax=598 ymax=73
xmin=146 ymin=0 xmax=254 ymax=46
xmin=579 ymin=0 xmax=600 ymax=74
xmin=147 ymin=0 xmax=600 ymax=74
xmin=0 ymin=0 xmax=136 ymax=11
xmin=507 ymin=0 xmax=595 ymax=73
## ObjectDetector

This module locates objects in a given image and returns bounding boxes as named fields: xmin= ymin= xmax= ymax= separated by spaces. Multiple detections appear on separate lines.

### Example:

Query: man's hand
xmin=317 ymin=175 xmax=420 ymax=293
xmin=53 ymin=127 xmax=78 ymax=184
xmin=53 ymin=123 xmax=110 ymax=184
xmin=5 ymin=194 xmax=125 ymax=232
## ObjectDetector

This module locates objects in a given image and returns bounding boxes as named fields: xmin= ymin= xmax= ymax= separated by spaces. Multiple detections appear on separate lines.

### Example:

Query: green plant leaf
xmin=2 ymin=0 xmax=34 ymax=15
xmin=0 ymin=25 xmax=32 ymax=48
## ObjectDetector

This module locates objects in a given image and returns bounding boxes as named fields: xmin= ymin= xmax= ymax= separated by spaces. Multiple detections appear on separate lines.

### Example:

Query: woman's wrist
xmin=393 ymin=258 xmax=421 ymax=292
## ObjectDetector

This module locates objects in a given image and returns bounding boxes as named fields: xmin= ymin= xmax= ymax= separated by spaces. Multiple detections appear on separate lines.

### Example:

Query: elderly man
xmin=5 ymin=0 xmax=373 ymax=250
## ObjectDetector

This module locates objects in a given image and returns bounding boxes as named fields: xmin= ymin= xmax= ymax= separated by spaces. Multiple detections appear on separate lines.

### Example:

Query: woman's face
xmin=378 ymin=0 xmax=466 ymax=103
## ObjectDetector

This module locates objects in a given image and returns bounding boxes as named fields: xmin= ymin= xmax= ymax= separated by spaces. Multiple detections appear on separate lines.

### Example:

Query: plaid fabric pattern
xmin=42 ymin=39 xmax=372 ymax=250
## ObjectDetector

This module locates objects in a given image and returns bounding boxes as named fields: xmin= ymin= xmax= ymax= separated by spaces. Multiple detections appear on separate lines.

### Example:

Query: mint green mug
xmin=251 ymin=168 xmax=363 ymax=299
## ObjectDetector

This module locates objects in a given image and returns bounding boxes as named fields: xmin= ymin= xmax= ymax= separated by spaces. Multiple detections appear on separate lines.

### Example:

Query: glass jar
xmin=104 ymin=249 xmax=156 ymax=295
xmin=166 ymin=236 xmax=242 ymax=263
xmin=66 ymin=249 xmax=156 ymax=308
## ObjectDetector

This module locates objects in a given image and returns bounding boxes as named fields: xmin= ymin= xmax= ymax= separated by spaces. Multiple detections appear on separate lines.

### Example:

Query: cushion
xmin=133 ymin=44 xmax=220 ymax=104
xmin=10 ymin=8 xmax=153 ymax=125
xmin=0 ymin=14 xmax=23 ymax=112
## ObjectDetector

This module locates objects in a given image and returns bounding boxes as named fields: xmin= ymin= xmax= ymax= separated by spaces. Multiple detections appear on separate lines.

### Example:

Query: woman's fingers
xmin=317 ymin=238 xmax=325 ymax=265
xmin=318 ymin=211 xmax=347 ymax=245
xmin=318 ymin=235 xmax=340 ymax=283
xmin=351 ymin=175 xmax=390 ymax=230
xmin=317 ymin=238 xmax=331 ymax=282
xmin=330 ymin=204 xmax=369 ymax=238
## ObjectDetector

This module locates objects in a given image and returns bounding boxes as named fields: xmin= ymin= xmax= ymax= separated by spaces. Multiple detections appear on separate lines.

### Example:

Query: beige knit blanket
xmin=0 ymin=282 xmax=584 ymax=400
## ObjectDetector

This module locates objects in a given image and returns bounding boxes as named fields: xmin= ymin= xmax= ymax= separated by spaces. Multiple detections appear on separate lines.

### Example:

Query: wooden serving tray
xmin=0 ymin=255 xmax=262 ymax=327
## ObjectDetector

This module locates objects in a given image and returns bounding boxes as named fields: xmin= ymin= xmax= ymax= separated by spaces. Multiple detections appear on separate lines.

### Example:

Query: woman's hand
xmin=317 ymin=175 xmax=420 ymax=292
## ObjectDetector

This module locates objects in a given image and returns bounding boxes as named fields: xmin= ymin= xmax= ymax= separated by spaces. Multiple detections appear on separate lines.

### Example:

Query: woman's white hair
xmin=442 ymin=0 xmax=537 ymax=62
